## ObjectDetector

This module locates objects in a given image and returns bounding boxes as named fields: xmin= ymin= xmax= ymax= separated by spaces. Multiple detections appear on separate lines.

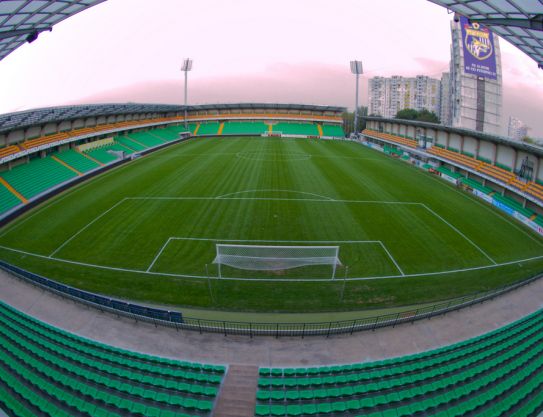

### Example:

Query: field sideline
xmin=0 ymin=136 xmax=542 ymax=312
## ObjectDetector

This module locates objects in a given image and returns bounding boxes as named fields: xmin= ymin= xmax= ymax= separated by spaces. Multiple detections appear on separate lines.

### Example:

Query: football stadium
xmin=0 ymin=1 xmax=542 ymax=417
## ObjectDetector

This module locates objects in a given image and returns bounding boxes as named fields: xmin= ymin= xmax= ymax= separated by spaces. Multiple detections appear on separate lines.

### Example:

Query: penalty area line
xmin=147 ymin=238 xmax=173 ymax=272
xmin=422 ymin=204 xmax=497 ymax=265
xmin=378 ymin=241 xmax=405 ymax=276
xmin=0 ymin=244 xmax=542 ymax=282
xmin=48 ymin=198 xmax=128 ymax=258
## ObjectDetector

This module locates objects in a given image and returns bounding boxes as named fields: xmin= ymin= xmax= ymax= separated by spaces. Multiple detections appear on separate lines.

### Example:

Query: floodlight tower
xmin=350 ymin=60 xmax=363 ymax=136
xmin=181 ymin=58 xmax=193 ymax=129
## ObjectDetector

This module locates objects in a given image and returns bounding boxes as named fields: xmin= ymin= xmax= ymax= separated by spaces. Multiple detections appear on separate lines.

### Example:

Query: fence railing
xmin=1 ymin=260 xmax=541 ymax=337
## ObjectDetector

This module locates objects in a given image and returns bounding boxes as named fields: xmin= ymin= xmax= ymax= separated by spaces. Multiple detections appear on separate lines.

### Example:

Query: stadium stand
xmin=0 ymin=181 xmax=23 ymax=215
xmin=0 ymin=300 xmax=225 ymax=417
xmin=116 ymin=136 xmax=148 ymax=152
xmin=321 ymin=124 xmax=345 ymax=138
xmin=364 ymin=129 xmax=543 ymax=203
xmin=0 ymin=145 xmax=21 ymax=159
xmin=459 ymin=177 xmax=494 ymax=195
xmin=221 ymin=121 xmax=269 ymax=135
xmin=85 ymin=143 xmax=134 ymax=165
xmin=197 ymin=122 xmax=220 ymax=136
xmin=53 ymin=149 xmax=100 ymax=174
xmin=127 ymin=132 xmax=167 ymax=148
xmin=362 ymin=129 xmax=418 ymax=148
xmin=0 ymin=157 xmax=77 ymax=200
xmin=254 ymin=309 xmax=543 ymax=417
xmin=272 ymin=123 xmax=320 ymax=136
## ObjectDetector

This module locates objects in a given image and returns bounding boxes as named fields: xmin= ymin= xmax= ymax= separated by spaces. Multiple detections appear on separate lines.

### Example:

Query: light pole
xmin=181 ymin=58 xmax=193 ymax=129
xmin=350 ymin=60 xmax=363 ymax=136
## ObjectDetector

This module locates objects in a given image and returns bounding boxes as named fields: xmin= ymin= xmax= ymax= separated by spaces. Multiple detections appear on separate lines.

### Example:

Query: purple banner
xmin=460 ymin=16 xmax=497 ymax=80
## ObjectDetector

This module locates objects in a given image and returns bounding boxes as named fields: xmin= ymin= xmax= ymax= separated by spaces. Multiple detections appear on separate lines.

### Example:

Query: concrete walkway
xmin=0 ymin=269 xmax=542 ymax=367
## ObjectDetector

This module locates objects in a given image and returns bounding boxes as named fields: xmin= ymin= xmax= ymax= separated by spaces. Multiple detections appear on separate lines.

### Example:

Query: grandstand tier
xmin=0 ymin=180 xmax=23 ymax=214
xmin=0 ymin=300 xmax=226 ymax=417
xmin=84 ymin=143 xmax=133 ymax=165
xmin=54 ymin=149 xmax=101 ymax=174
xmin=321 ymin=124 xmax=345 ymax=138
xmin=272 ymin=123 xmax=319 ymax=136
xmin=255 ymin=309 xmax=543 ymax=417
xmin=0 ymin=156 xmax=77 ymax=200
xmin=197 ymin=122 xmax=220 ymax=136
xmin=221 ymin=121 xmax=269 ymax=135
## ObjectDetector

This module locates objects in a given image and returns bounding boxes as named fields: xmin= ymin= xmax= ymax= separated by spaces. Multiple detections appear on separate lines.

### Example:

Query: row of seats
xmin=362 ymin=130 xmax=417 ymax=148
xmin=54 ymin=149 xmax=101 ymax=173
xmin=0 ymin=300 xmax=226 ymax=417
xmin=191 ymin=121 xmax=344 ymax=137
xmin=0 ymin=181 xmax=22 ymax=213
xmin=17 ymin=116 xmax=180 ymax=152
xmin=0 ymin=144 xmax=22 ymax=159
xmin=0 ymin=127 xmax=193 ymax=217
xmin=255 ymin=309 xmax=543 ymax=416
xmin=221 ymin=122 xmax=269 ymax=135
xmin=85 ymin=143 xmax=134 ymax=164
xmin=0 ymin=156 xmax=77 ymax=200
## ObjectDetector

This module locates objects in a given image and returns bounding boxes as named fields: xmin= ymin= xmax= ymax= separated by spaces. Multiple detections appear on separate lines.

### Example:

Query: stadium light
xmin=181 ymin=58 xmax=193 ymax=129
xmin=350 ymin=60 xmax=363 ymax=135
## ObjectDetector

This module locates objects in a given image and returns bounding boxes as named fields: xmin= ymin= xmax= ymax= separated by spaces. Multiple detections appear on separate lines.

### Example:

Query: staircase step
xmin=214 ymin=364 xmax=259 ymax=417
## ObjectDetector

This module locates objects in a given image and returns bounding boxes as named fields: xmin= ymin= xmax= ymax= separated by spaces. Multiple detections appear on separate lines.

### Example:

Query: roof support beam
xmin=469 ymin=15 xmax=543 ymax=32
xmin=0 ymin=27 xmax=51 ymax=41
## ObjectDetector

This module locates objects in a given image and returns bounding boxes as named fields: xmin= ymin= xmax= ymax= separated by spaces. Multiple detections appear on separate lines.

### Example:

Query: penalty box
xmin=50 ymin=197 xmax=490 ymax=279
xmin=147 ymin=237 xmax=403 ymax=280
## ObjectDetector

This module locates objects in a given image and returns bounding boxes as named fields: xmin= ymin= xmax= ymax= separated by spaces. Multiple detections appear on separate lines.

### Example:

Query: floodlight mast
xmin=350 ymin=60 xmax=363 ymax=136
xmin=181 ymin=58 xmax=193 ymax=129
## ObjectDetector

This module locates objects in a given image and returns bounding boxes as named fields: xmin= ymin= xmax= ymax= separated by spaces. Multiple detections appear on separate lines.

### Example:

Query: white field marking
xmin=422 ymin=204 xmax=497 ymax=265
xmin=127 ymin=196 xmax=422 ymax=205
xmin=214 ymin=189 xmax=335 ymax=201
xmin=426 ymin=174 xmax=543 ymax=248
xmin=147 ymin=237 xmax=173 ymax=272
xmin=48 ymin=198 xmax=129 ymax=258
xmin=378 ymin=241 xmax=405 ymax=276
xmin=1 ymin=244 xmax=542 ymax=282
xmin=147 ymin=237 xmax=384 ymax=273
xmin=168 ymin=237 xmax=381 ymax=243
xmin=236 ymin=151 xmax=311 ymax=162
xmin=0 ymin=137 xmax=197 ymax=240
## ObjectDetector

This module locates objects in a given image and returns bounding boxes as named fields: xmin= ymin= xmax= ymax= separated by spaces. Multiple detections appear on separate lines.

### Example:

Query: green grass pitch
xmin=0 ymin=136 xmax=542 ymax=313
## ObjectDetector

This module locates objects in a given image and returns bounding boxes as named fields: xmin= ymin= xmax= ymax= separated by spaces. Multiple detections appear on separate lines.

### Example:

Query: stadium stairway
xmin=254 ymin=308 xmax=543 ymax=417
xmin=316 ymin=125 xmax=324 ymax=137
xmin=0 ymin=300 xmax=226 ymax=417
xmin=0 ymin=178 xmax=25 ymax=214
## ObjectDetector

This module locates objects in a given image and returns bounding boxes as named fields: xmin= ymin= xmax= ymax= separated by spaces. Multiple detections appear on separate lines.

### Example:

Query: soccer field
xmin=1 ymin=137 xmax=542 ymax=312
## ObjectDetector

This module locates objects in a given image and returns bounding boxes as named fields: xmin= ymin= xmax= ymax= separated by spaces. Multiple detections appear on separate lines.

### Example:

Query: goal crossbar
xmin=213 ymin=244 xmax=342 ymax=278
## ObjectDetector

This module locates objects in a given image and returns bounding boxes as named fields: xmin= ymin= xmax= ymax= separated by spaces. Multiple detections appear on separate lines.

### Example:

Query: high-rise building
xmin=448 ymin=16 xmax=502 ymax=135
xmin=439 ymin=72 xmax=451 ymax=126
xmin=368 ymin=75 xmax=441 ymax=119
xmin=508 ymin=116 xmax=528 ymax=141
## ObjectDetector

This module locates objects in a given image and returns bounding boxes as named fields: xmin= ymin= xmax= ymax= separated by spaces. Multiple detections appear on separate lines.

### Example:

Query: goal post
xmin=213 ymin=244 xmax=342 ymax=279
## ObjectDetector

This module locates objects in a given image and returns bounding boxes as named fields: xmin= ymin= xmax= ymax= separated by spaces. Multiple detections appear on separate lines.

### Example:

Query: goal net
xmin=213 ymin=244 xmax=342 ymax=279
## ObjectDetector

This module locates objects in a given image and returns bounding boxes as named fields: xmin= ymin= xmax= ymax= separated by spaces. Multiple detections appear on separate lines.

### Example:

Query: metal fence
xmin=1 ymin=260 xmax=541 ymax=337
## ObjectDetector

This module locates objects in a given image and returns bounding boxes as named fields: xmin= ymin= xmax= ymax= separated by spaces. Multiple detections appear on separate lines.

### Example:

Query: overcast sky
xmin=0 ymin=0 xmax=542 ymax=137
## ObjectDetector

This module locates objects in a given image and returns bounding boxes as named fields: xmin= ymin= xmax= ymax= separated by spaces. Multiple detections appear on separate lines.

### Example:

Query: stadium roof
xmin=0 ymin=0 xmax=105 ymax=61
xmin=0 ymin=103 xmax=346 ymax=134
xmin=429 ymin=0 xmax=543 ymax=68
